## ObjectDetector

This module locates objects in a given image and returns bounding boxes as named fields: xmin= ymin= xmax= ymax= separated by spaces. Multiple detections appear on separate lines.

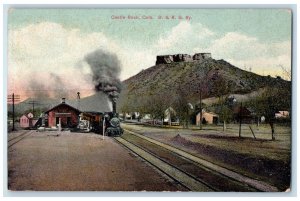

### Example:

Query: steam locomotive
xmin=85 ymin=112 xmax=123 ymax=137
xmin=78 ymin=87 xmax=123 ymax=136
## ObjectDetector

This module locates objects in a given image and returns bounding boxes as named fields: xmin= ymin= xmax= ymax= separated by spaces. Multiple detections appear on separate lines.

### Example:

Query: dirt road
xmin=8 ymin=130 xmax=185 ymax=191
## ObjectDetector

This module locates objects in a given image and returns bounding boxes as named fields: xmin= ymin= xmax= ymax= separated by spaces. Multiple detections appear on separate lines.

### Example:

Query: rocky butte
xmin=156 ymin=53 xmax=212 ymax=65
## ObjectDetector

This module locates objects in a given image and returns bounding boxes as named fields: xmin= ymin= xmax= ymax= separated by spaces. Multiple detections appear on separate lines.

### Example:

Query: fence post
xmin=249 ymin=125 xmax=256 ymax=139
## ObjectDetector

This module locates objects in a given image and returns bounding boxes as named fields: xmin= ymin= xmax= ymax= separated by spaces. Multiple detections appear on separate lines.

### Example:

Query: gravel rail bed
xmin=122 ymin=129 xmax=279 ymax=192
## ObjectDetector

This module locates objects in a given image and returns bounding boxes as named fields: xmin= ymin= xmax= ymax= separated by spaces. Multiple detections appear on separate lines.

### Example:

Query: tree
xmin=118 ymin=95 xmax=134 ymax=119
xmin=170 ymin=86 xmax=192 ymax=129
xmin=144 ymin=94 xmax=168 ymax=126
xmin=247 ymin=85 xmax=291 ymax=140
xmin=211 ymin=75 xmax=232 ymax=131
xmin=219 ymin=104 xmax=233 ymax=131
xmin=196 ymin=66 xmax=212 ymax=130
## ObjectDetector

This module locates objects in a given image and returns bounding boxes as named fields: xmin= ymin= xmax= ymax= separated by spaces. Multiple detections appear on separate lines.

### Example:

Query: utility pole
xmin=7 ymin=93 xmax=20 ymax=131
xmin=12 ymin=93 xmax=15 ymax=131
xmin=77 ymin=92 xmax=81 ymax=128
xmin=239 ymin=102 xmax=242 ymax=138
xmin=27 ymin=100 xmax=38 ymax=115
xmin=199 ymin=83 xmax=203 ymax=130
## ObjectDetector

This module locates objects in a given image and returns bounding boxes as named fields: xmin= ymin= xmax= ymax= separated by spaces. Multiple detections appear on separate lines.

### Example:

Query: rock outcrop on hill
xmin=156 ymin=53 xmax=212 ymax=65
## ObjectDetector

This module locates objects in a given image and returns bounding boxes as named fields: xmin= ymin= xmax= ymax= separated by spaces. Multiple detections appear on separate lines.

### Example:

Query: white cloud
xmin=208 ymin=32 xmax=290 ymax=60
xmin=120 ymin=49 xmax=156 ymax=80
xmin=204 ymin=32 xmax=291 ymax=79
xmin=209 ymin=32 xmax=262 ymax=59
xmin=227 ymin=55 xmax=291 ymax=79
xmin=9 ymin=22 xmax=123 ymax=73
xmin=155 ymin=21 xmax=192 ymax=49
xmin=154 ymin=21 xmax=215 ymax=54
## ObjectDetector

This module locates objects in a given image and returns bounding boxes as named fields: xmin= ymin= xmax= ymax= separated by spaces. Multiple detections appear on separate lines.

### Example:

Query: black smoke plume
xmin=84 ymin=49 xmax=122 ymax=94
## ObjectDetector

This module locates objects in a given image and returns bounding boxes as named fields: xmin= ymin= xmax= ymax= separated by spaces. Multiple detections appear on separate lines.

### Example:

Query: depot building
xmin=44 ymin=98 xmax=81 ymax=128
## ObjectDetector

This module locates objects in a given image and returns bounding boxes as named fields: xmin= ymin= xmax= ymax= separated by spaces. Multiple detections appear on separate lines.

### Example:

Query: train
xmin=75 ymin=92 xmax=123 ymax=136
xmin=80 ymin=111 xmax=123 ymax=137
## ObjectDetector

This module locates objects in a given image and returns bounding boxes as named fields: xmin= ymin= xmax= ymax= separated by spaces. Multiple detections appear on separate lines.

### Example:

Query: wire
xmin=7 ymin=89 xmax=96 ymax=92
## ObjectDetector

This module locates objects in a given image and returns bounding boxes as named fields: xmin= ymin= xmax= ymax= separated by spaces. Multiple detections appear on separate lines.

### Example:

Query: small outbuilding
xmin=19 ymin=112 xmax=38 ymax=128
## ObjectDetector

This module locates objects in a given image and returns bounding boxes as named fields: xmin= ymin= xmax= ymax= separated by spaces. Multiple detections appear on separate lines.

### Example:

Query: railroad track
xmin=115 ymin=129 xmax=279 ymax=192
xmin=115 ymin=136 xmax=212 ymax=191
xmin=8 ymin=130 xmax=33 ymax=148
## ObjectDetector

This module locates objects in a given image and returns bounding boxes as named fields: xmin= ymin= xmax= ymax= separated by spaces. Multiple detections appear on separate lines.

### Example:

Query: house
xmin=196 ymin=110 xmax=219 ymax=125
xmin=44 ymin=98 xmax=81 ymax=128
xmin=140 ymin=114 xmax=152 ymax=123
xmin=233 ymin=106 xmax=256 ymax=123
xmin=164 ymin=107 xmax=179 ymax=125
xmin=19 ymin=112 xmax=38 ymax=128
xmin=275 ymin=111 xmax=290 ymax=119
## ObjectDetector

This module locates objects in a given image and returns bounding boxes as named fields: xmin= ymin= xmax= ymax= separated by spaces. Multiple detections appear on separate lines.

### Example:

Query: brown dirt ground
xmin=121 ymin=123 xmax=291 ymax=191
xmin=7 ymin=130 xmax=186 ymax=191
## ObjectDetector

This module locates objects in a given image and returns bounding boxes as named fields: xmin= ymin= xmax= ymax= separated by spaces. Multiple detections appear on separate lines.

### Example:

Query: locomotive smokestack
xmin=112 ymin=99 xmax=117 ymax=114
xmin=109 ymin=92 xmax=118 ymax=114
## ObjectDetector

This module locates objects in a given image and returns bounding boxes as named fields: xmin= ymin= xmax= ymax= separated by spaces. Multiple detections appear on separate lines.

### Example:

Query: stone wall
xmin=156 ymin=53 xmax=212 ymax=65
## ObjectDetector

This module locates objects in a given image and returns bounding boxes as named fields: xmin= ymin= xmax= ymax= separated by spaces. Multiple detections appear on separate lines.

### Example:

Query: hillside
xmin=9 ymin=58 xmax=291 ymax=116
xmin=8 ymin=97 xmax=60 ymax=116
xmin=8 ymin=92 xmax=112 ymax=116
xmin=119 ymin=58 xmax=290 ymax=109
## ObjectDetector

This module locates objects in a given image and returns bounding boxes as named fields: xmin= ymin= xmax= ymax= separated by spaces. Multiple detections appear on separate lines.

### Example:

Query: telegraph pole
xmin=199 ymin=84 xmax=203 ymax=130
xmin=12 ymin=94 xmax=15 ymax=131
xmin=239 ymin=102 xmax=242 ymax=138
xmin=7 ymin=93 xmax=20 ymax=131
xmin=77 ymin=92 xmax=81 ymax=128
xmin=197 ymin=68 xmax=203 ymax=131
xmin=26 ymin=100 xmax=38 ymax=115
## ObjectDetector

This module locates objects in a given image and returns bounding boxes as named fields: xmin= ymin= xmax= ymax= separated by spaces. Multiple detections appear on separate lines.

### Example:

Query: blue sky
xmin=7 ymin=8 xmax=292 ymax=99
xmin=8 ymin=9 xmax=291 ymax=43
